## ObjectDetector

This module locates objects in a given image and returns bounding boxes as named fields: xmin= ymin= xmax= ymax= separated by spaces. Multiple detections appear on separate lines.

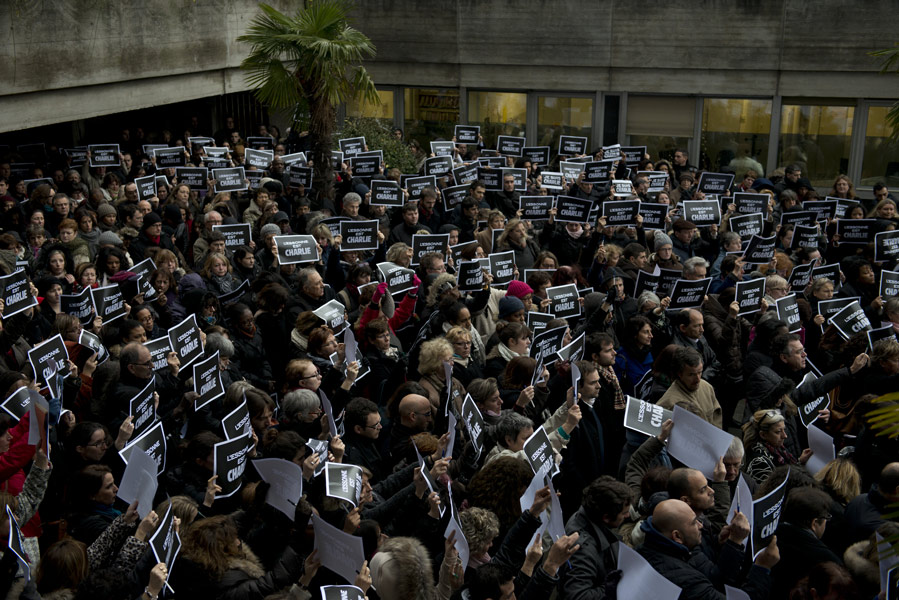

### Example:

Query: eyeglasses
xmin=132 ymin=361 xmax=153 ymax=368
xmin=86 ymin=439 xmax=110 ymax=448
xmin=364 ymin=421 xmax=383 ymax=429
xmin=413 ymin=410 xmax=433 ymax=418
xmin=300 ymin=370 xmax=322 ymax=380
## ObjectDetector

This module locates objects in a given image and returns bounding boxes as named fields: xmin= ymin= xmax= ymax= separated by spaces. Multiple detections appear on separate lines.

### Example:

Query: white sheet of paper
xmin=445 ymin=410 xmax=457 ymax=458
xmin=344 ymin=328 xmax=357 ymax=365
xmin=546 ymin=476 xmax=565 ymax=541
xmin=726 ymin=585 xmax=751 ymax=600
xmin=312 ymin=513 xmax=365 ymax=583
xmin=617 ymin=543 xmax=681 ymax=600
xmin=252 ymin=458 xmax=304 ymax=520
xmin=727 ymin=473 xmax=754 ymax=528
xmin=116 ymin=448 xmax=158 ymax=519
xmin=519 ymin=472 xmax=549 ymax=539
xmin=666 ymin=405 xmax=734 ymax=479
xmin=445 ymin=486 xmax=470 ymax=572
xmin=805 ymin=424 xmax=835 ymax=475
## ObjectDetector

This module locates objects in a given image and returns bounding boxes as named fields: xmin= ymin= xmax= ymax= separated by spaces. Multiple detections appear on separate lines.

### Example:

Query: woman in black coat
xmin=227 ymin=303 xmax=275 ymax=393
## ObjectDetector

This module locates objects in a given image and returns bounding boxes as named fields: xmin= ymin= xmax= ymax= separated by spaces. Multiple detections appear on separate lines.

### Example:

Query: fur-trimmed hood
xmin=226 ymin=545 xmax=266 ymax=579
xmin=843 ymin=540 xmax=879 ymax=588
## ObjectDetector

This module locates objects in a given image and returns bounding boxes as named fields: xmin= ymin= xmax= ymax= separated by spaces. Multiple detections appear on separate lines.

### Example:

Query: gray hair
xmin=492 ymin=411 xmax=534 ymax=449
xmin=205 ymin=333 xmax=234 ymax=359
xmin=282 ymin=389 xmax=321 ymax=419
xmin=724 ymin=436 xmax=744 ymax=462
xmin=636 ymin=291 xmax=661 ymax=312
xmin=297 ymin=267 xmax=319 ymax=290
xmin=683 ymin=256 xmax=709 ymax=277
xmin=721 ymin=231 xmax=741 ymax=248
xmin=765 ymin=274 xmax=788 ymax=293
xmin=343 ymin=192 xmax=362 ymax=206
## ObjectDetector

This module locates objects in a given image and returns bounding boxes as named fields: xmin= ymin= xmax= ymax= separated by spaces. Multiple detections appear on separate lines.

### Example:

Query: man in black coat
xmin=113 ymin=342 xmax=182 ymax=429
xmin=845 ymin=462 xmax=899 ymax=543
xmin=342 ymin=398 xmax=388 ymax=482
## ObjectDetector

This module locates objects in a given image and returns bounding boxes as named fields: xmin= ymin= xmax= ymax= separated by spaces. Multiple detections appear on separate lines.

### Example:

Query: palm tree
xmin=870 ymin=43 xmax=899 ymax=138
xmin=238 ymin=1 xmax=380 ymax=202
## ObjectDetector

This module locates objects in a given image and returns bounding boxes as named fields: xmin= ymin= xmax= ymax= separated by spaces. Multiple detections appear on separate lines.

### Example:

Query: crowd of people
xmin=0 ymin=115 xmax=896 ymax=600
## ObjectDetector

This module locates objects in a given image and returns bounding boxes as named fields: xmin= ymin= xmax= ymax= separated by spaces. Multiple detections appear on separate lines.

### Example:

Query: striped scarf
xmin=600 ymin=365 xmax=626 ymax=409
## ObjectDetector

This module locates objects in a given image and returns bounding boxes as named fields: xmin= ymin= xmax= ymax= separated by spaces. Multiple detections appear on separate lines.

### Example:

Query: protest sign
xmin=212 ymin=167 xmax=247 ymax=193
xmin=424 ymin=155 xmax=453 ymax=177
xmin=477 ymin=167 xmax=501 ymax=191
xmin=805 ymin=424 xmax=835 ymax=475
xmin=430 ymin=140 xmax=455 ymax=157
xmin=27 ymin=334 xmax=68 ymax=390
xmin=452 ymin=163 xmax=479 ymax=186
xmin=6 ymin=506 xmax=30 ymax=582
xmin=88 ymin=144 xmax=119 ymax=167
xmin=519 ymin=196 xmax=554 ymax=220
xmin=818 ymin=296 xmax=858 ymax=322
xmin=148 ymin=503 xmax=181 ymax=593
xmin=555 ymin=196 xmax=592 ymax=223
xmin=791 ymin=224 xmax=819 ymax=250
xmin=252 ymin=458 xmax=304 ymax=519
xmin=488 ymin=251 xmax=516 ymax=287
xmin=611 ymin=180 xmax=633 ymax=197
xmin=837 ymin=219 xmax=877 ymax=244
xmin=117 ymin=448 xmax=158 ymax=519
xmin=312 ymin=513 xmax=366 ymax=583
xmin=697 ymin=172 xmax=734 ymax=195
xmin=129 ymin=377 xmax=157 ymax=439
xmin=444 ymin=485 xmax=471 ymax=572
xmin=634 ymin=269 xmax=660 ymax=297
xmin=735 ymin=278 xmax=766 ymax=315
xmin=751 ymin=470 xmax=789 ymax=559
xmin=583 ymin=160 xmax=614 ymax=183
xmin=368 ymin=179 xmax=402 ymax=207
xmin=193 ymin=351 xmax=225 ymax=410
xmin=338 ymin=137 xmax=365 ymax=157
xmin=667 ymin=405 xmax=734 ymax=479
xmin=811 ymin=263 xmax=841 ymax=288
xmin=119 ymin=420 xmax=167 ymax=474
xmin=411 ymin=233 xmax=449 ymax=266
xmin=638 ymin=202 xmax=667 ymax=230
xmin=154 ymin=146 xmax=186 ymax=168
xmin=682 ymin=200 xmax=721 ymax=228
xmin=639 ymin=171 xmax=669 ymax=194
xmin=603 ymin=199 xmax=640 ymax=226
xmin=339 ymin=220 xmax=379 ymax=252
xmin=460 ymin=394 xmax=486 ymax=457
xmin=668 ymin=277 xmax=712 ymax=310
xmin=0 ymin=387 xmax=30 ymax=421
xmin=376 ymin=262 xmax=416 ymax=296
xmin=617 ymin=543 xmax=681 ymax=600
xmin=657 ymin=268 xmax=682 ymax=298
xmin=624 ymin=396 xmax=673 ymax=438
xmin=868 ymin=325 xmax=897 ymax=350
xmin=442 ymin=184 xmax=469 ymax=211
xmin=743 ymin=234 xmax=776 ymax=264
xmin=144 ymin=336 xmax=173 ymax=373
xmin=244 ymin=148 xmax=273 ymax=169
xmin=876 ymin=229 xmax=899 ymax=262
xmin=167 ymin=314 xmax=203 ymax=369
xmin=521 ymin=146 xmax=550 ymax=166
xmin=350 ymin=155 xmax=380 ymax=177
xmin=325 ymin=462 xmax=363 ymax=507
xmin=91 ymin=284 xmax=126 ymax=323
xmin=497 ymin=135 xmax=525 ymax=156
xmin=560 ymin=161 xmax=586 ymax=181
xmin=274 ymin=235 xmax=319 ymax=265
xmin=828 ymin=300 xmax=871 ymax=340
xmin=213 ymin=433 xmax=254 ymax=498
xmin=540 ymin=171 xmax=564 ymax=190
xmin=222 ymin=398 xmax=252 ymax=441
xmin=503 ymin=167 xmax=528 ymax=192
xmin=406 ymin=175 xmax=438 ymax=200
xmin=729 ymin=212 xmax=764 ymax=239
xmin=775 ymin=293 xmax=802 ymax=332
xmin=621 ymin=146 xmax=646 ymax=166
xmin=559 ymin=135 xmax=587 ymax=156
xmin=313 ymin=299 xmax=347 ymax=335
xmin=880 ymin=270 xmax=899 ymax=299
xmin=246 ymin=136 xmax=275 ymax=150
xmin=734 ymin=192 xmax=770 ymax=217
xmin=0 ymin=269 xmax=37 ymax=318
xmin=523 ymin=427 xmax=555 ymax=478
xmin=526 ymin=311 xmax=553 ymax=332
xmin=556 ymin=331 xmax=586 ymax=364
xmin=780 ymin=210 xmax=817 ymax=229
xmin=212 ymin=223 xmax=252 ymax=249
xmin=135 ymin=174 xmax=157 ymax=201
xmin=546 ymin=283 xmax=580 ymax=319
xmin=288 ymin=165 xmax=313 ymax=188
xmin=803 ymin=199 xmax=837 ymax=222
xmin=454 ymin=125 xmax=480 ymax=144
xmin=530 ymin=325 xmax=568 ymax=365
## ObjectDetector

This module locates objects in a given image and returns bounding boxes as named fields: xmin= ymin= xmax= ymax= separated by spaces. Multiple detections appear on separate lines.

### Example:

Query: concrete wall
xmin=0 ymin=0 xmax=897 ymax=133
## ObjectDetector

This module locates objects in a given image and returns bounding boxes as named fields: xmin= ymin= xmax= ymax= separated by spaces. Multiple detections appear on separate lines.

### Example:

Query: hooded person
xmin=129 ymin=211 xmax=174 ymax=262
xmin=163 ymin=202 xmax=189 ymax=256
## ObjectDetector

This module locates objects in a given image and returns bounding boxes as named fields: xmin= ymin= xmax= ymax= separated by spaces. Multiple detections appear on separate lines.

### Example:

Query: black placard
xmin=603 ymin=199 xmax=640 ymax=227
xmin=88 ymin=144 xmax=120 ymax=167
xmin=832 ymin=198 xmax=858 ymax=219
xmin=149 ymin=504 xmax=181 ymax=593
xmin=555 ymin=196 xmax=592 ymax=223
xmin=129 ymin=377 xmax=157 ymax=439
xmin=274 ymin=235 xmax=319 ymax=265
xmin=442 ymin=184 xmax=469 ymax=211
xmin=734 ymin=192 xmax=770 ymax=217
xmin=6 ymin=506 xmax=30 ymax=581
xmin=288 ymin=165 xmax=312 ymax=188
xmin=583 ymin=160 xmax=614 ymax=183
xmin=743 ymin=234 xmax=776 ymax=264
xmin=246 ymin=136 xmax=275 ymax=150
xmin=559 ymin=135 xmax=587 ymax=156
xmin=696 ymin=172 xmax=734 ymax=195
xmin=638 ymin=202 xmax=668 ymax=230
xmin=519 ymin=196 xmax=554 ymax=220
xmin=638 ymin=171 xmax=669 ymax=194
xmin=668 ymin=277 xmax=712 ymax=310
xmin=875 ymin=230 xmax=899 ymax=263
xmin=735 ymin=277 xmax=766 ymax=315
xmin=154 ymin=146 xmax=187 ymax=168
xmin=176 ymin=167 xmax=208 ymax=190
xmin=325 ymin=462 xmax=364 ymax=507
xmin=522 ymin=146 xmax=550 ymax=165
xmin=313 ymin=299 xmax=348 ymax=334
xmin=193 ymin=351 xmax=225 ymax=410
xmin=658 ymin=268 xmax=682 ymax=298
xmin=751 ymin=470 xmax=788 ymax=560
xmin=218 ymin=279 xmax=250 ymax=306
xmin=836 ymin=219 xmax=876 ymax=244
xmin=245 ymin=148 xmax=273 ymax=169
xmin=729 ymin=212 xmax=764 ymax=239
xmin=682 ymin=200 xmax=721 ymax=228
xmin=818 ymin=297 xmax=859 ymax=321
xmin=135 ymin=174 xmax=157 ymax=201
xmin=455 ymin=125 xmax=480 ymax=145
xmin=424 ymin=155 xmax=453 ymax=177
xmin=167 ymin=314 xmax=204 ymax=370
xmin=1 ymin=387 xmax=32 ymax=421
xmin=213 ymin=433 xmax=254 ymax=498
xmin=430 ymin=141 xmax=455 ymax=157
xmin=281 ymin=151 xmax=307 ymax=166
xmin=526 ymin=311 xmax=553 ymax=332
xmin=376 ymin=262 xmax=416 ymax=296
xmin=488 ymin=251 xmax=516 ymax=287
xmin=540 ymin=171 xmax=564 ymax=190
xmin=496 ymin=135 xmax=525 ymax=157
xmin=802 ymin=200 xmax=837 ymax=223
xmin=775 ymin=294 xmax=802 ymax=332
xmin=131 ymin=257 xmax=157 ymax=285
xmin=223 ymin=399 xmax=252 ymax=440
xmin=829 ymin=300 xmax=872 ymax=340
xmin=867 ymin=325 xmax=897 ymax=350
xmin=188 ymin=136 xmax=215 ymax=150
xmin=530 ymin=325 xmax=568 ymax=365
xmin=370 ymin=179 xmax=403 ymax=207
xmin=503 ymin=167 xmax=527 ymax=192
xmin=624 ymin=396 xmax=673 ymax=438
xmin=213 ymin=223 xmax=252 ymax=248
xmin=460 ymin=394 xmax=486 ymax=457
xmin=351 ymin=155 xmax=380 ymax=177
xmin=634 ymin=269 xmax=660 ymax=297
xmin=212 ymin=167 xmax=247 ymax=193
xmin=621 ymin=145 xmax=646 ymax=166
xmin=523 ymin=427 xmax=554 ymax=477
xmin=144 ymin=336 xmax=173 ymax=372
xmin=340 ymin=220 xmax=379 ymax=252
xmin=452 ymin=163 xmax=479 ymax=186
xmin=91 ymin=284 xmax=126 ymax=323
xmin=119 ymin=420 xmax=167 ymax=474
xmin=477 ymin=168 xmax=502 ymax=191
xmin=338 ymin=137 xmax=366 ymax=158
xmin=406 ymin=175 xmax=437 ymax=200
xmin=411 ymin=233 xmax=449 ymax=266
xmin=811 ymin=263 xmax=841 ymax=288
xmin=611 ymin=180 xmax=634 ymax=198
xmin=880 ymin=270 xmax=899 ymax=299
xmin=791 ymin=224 xmax=820 ymax=250
xmin=780 ymin=210 xmax=817 ymax=228
xmin=457 ymin=260 xmax=484 ymax=293
xmin=547 ymin=283 xmax=580 ymax=319
xmin=0 ymin=269 xmax=37 ymax=318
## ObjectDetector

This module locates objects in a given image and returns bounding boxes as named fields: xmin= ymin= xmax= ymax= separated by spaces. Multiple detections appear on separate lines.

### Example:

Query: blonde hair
xmin=201 ymin=252 xmax=231 ymax=278
xmin=742 ymin=409 xmax=785 ymax=447
xmin=445 ymin=326 xmax=471 ymax=345
xmin=814 ymin=457 xmax=861 ymax=504
xmin=459 ymin=507 xmax=500 ymax=555
xmin=418 ymin=337 xmax=453 ymax=376
xmin=497 ymin=218 xmax=527 ymax=249
xmin=310 ymin=223 xmax=333 ymax=244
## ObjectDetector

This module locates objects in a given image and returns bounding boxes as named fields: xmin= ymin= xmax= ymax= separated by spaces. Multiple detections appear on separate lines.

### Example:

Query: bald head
xmin=398 ymin=394 xmax=432 ymax=430
xmin=652 ymin=499 xmax=703 ymax=549
xmin=880 ymin=462 xmax=899 ymax=500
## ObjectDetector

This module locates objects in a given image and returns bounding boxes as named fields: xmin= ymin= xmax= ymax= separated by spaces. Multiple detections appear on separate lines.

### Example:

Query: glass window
xmin=346 ymin=89 xmax=394 ymax=124
xmin=536 ymin=96 xmax=593 ymax=154
xmin=700 ymin=98 xmax=771 ymax=180
xmin=860 ymin=105 xmax=899 ymax=188
xmin=467 ymin=91 xmax=527 ymax=150
xmin=778 ymin=103 xmax=854 ymax=191
xmin=626 ymin=96 xmax=694 ymax=163
xmin=403 ymin=88 xmax=459 ymax=150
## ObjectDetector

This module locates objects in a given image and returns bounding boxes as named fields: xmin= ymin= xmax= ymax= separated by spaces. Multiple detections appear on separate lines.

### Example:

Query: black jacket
xmin=560 ymin=507 xmax=620 ymax=599
xmin=770 ymin=522 xmax=842 ymax=598
xmin=845 ymin=484 xmax=897 ymax=543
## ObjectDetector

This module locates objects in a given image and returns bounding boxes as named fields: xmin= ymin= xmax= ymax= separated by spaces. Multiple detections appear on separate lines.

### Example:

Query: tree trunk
xmin=309 ymin=94 xmax=336 ymax=210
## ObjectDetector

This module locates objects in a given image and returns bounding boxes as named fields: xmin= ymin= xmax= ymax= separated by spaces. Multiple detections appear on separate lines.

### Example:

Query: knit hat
xmin=498 ymin=296 xmax=525 ymax=320
xmin=98 ymin=231 xmax=123 ymax=247
xmin=142 ymin=212 xmax=162 ymax=231
xmin=746 ymin=366 xmax=796 ymax=412
xmin=506 ymin=280 xmax=533 ymax=299
xmin=260 ymin=223 xmax=280 ymax=238
xmin=273 ymin=211 xmax=289 ymax=223
xmin=97 ymin=203 xmax=117 ymax=218
xmin=654 ymin=232 xmax=673 ymax=251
